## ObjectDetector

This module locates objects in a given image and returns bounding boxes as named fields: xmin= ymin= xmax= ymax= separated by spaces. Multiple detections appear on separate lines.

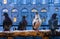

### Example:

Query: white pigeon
xmin=32 ymin=13 xmax=42 ymax=30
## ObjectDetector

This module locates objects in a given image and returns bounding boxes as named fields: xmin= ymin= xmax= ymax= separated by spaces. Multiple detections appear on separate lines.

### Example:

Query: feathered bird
xmin=18 ymin=16 xmax=27 ymax=30
xmin=3 ymin=13 xmax=12 ymax=31
xmin=32 ymin=12 xmax=43 ymax=30
xmin=48 ymin=13 xmax=58 ymax=35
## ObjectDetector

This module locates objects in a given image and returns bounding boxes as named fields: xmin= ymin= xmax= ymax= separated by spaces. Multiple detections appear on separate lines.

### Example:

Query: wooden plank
xmin=8 ymin=37 xmax=13 ymax=39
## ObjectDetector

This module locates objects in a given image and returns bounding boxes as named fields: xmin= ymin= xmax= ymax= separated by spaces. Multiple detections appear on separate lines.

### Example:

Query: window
xmin=22 ymin=0 xmax=27 ymax=4
xmin=23 ymin=0 xmax=26 ymax=4
xmin=22 ymin=8 xmax=28 ymax=13
xmin=13 ymin=17 xmax=17 ymax=22
xmin=32 ymin=0 xmax=36 ymax=4
xmin=3 ymin=9 xmax=8 ymax=12
xmin=3 ymin=0 xmax=7 ymax=4
xmin=14 ymin=0 xmax=17 ymax=4
xmin=10 ymin=0 xmax=17 ymax=5
xmin=0 ymin=0 xmax=2 ymax=6
xmin=48 ymin=0 xmax=54 ymax=4
xmin=42 ymin=0 xmax=46 ymax=4
xmin=21 ymin=0 xmax=29 ymax=5
xmin=12 ymin=9 xmax=18 ymax=13
xmin=32 ymin=9 xmax=38 ymax=12
xmin=21 ymin=8 xmax=28 ymax=17
xmin=54 ymin=0 xmax=59 ymax=4
xmin=41 ymin=8 xmax=47 ymax=12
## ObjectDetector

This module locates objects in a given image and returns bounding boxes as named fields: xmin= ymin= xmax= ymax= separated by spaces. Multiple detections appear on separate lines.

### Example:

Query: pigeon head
xmin=3 ymin=13 xmax=8 ymax=17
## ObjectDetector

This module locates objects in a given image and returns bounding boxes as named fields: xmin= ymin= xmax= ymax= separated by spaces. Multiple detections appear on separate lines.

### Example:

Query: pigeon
xmin=3 ymin=13 xmax=12 ymax=31
xmin=32 ymin=12 xmax=42 ymax=30
xmin=18 ymin=16 xmax=27 ymax=30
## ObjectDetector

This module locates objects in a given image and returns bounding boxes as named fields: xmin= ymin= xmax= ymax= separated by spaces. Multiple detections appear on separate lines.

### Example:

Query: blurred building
xmin=0 ymin=0 xmax=60 ymax=25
